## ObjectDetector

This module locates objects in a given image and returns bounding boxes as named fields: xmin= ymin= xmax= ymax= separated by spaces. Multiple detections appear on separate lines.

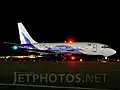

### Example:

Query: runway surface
xmin=0 ymin=60 xmax=120 ymax=90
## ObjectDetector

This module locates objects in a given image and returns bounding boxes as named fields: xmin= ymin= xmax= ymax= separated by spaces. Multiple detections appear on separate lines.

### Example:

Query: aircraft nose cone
xmin=112 ymin=49 xmax=116 ymax=55
xmin=101 ymin=48 xmax=116 ymax=57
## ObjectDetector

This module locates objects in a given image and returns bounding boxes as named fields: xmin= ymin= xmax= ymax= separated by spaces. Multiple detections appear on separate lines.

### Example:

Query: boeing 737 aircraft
xmin=4 ymin=22 xmax=116 ymax=60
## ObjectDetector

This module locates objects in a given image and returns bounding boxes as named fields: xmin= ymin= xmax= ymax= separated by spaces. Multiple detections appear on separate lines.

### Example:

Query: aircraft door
xmin=93 ymin=44 xmax=97 ymax=52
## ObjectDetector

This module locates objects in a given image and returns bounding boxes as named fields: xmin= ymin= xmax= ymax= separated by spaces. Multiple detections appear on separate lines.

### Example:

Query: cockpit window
xmin=102 ymin=45 xmax=110 ymax=48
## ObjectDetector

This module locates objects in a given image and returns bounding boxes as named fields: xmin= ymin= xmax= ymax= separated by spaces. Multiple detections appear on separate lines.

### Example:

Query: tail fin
xmin=18 ymin=22 xmax=38 ymax=44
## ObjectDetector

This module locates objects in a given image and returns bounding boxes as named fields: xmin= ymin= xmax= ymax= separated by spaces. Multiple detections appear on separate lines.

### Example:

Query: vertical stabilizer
xmin=18 ymin=22 xmax=38 ymax=44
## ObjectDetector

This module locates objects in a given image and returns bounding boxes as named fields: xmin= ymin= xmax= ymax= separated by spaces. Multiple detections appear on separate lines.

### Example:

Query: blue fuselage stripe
xmin=22 ymin=33 xmax=37 ymax=49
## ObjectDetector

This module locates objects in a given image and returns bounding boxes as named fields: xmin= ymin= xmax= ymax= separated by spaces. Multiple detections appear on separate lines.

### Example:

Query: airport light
xmin=117 ymin=59 xmax=119 ymax=62
xmin=71 ymin=56 xmax=75 ymax=60
xmin=80 ymin=59 xmax=83 ymax=62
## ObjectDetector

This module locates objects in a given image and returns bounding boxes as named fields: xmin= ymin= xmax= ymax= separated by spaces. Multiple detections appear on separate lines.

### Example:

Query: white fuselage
xmin=32 ymin=42 xmax=116 ymax=57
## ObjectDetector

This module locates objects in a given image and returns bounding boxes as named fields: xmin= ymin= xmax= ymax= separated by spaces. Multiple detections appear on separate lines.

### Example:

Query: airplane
xmin=4 ymin=22 xmax=116 ymax=61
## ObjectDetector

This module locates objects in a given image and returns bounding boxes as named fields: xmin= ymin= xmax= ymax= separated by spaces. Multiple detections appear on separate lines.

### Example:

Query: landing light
xmin=105 ymin=57 xmax=107 ymax=59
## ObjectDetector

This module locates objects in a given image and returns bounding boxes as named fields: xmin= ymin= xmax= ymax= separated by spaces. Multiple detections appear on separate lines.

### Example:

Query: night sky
xmin=0 ymin=4 xmax=119 ymax=55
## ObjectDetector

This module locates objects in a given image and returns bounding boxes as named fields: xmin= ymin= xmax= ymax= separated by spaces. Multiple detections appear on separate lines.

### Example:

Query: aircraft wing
xmin=4 ymin=42 xmax=60 ymax=54
xmin=4 ymin=42 xmax=41 ymax=52
xmin=4 ymin=42 xmax=85 ymax=55
xmin=4 ymin=42 xmax=39 ymax=46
